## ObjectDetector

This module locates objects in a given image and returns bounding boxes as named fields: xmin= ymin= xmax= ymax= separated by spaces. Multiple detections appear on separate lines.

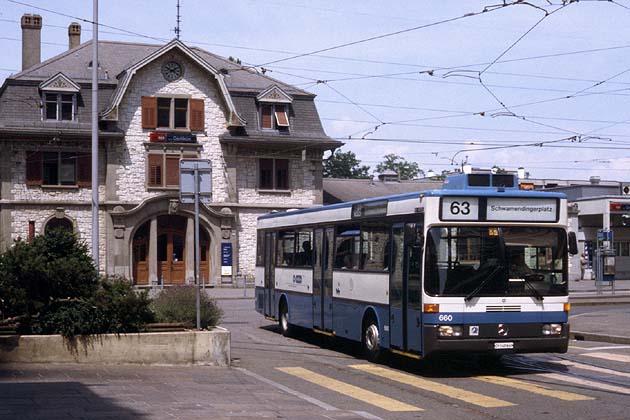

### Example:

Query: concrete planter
xmin=0 ymin=328 xmax=230 ymax=366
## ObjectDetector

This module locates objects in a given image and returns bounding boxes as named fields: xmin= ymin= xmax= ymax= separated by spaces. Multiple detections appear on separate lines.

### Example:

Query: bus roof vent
xmin=443 ymin=172 xmax=518 ymax=190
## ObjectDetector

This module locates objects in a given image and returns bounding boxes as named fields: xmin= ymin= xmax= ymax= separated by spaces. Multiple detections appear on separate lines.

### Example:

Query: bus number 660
xmin=450 ymin=201 xmax=470 ymax=215
xmin=438 ymin=314 xmax=453 ymax=322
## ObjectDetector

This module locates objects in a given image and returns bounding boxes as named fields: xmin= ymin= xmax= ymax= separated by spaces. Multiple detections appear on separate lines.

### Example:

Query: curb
xmin=570 ymin=299 xmax=630 ymax=306
xmin=570 ymin=331 xmax=630 ymax=345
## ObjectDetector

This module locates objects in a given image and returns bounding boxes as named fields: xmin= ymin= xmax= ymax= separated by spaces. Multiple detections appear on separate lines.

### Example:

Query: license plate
xmin=494 ymin=342 xmax=514 ymax=350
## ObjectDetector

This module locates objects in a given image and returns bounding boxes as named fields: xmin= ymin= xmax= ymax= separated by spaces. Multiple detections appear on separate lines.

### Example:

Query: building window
xmin=259 ymin=158 xmax=289 ymax=190
xmin=44 ymin=217 xmax=73 ymax=234
xmin=260 ymin=103 xmax=289 ymax=130
xmin=143 ymin=96 xmax=205 ymax=131
xmin=26 ymin=151 xmax=91 ymax=187
xmin=44 ymin=93 xmax=75 ymax=121
xmin=156 ymin=97 xmax=189 ymax=129
xmin=147 ymin=151 xmax=198 ymax=189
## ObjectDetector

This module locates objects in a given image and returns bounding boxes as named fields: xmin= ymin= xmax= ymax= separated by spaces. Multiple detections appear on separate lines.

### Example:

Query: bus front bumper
xmin=423 ymin=325 xmax=569 ymax=356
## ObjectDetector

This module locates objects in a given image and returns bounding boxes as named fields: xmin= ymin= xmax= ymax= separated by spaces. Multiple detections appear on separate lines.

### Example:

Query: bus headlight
xmin=542 ymin=323 xmax=562 ymax=335
xmin=438 ymin=325 xmax=463 ymax=337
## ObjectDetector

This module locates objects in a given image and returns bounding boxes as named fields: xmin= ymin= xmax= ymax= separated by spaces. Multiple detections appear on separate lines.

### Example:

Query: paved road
xmin=222 ymin=297 xmax=630 ymax=420
xmin=1 ymin=297 xmax=629 ymax=420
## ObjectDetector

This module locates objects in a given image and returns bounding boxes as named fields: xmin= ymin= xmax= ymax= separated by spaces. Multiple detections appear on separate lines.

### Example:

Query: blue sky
xmin=2 ymin=0 xmax=630 ymax=180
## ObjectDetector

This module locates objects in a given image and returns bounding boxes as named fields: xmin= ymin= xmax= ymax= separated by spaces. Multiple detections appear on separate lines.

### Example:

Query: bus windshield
xmin=424 ymin=226 xmax=567 ymax=297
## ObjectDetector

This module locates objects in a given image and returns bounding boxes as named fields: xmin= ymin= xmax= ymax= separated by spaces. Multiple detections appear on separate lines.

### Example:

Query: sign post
xmin=180 ymin=159 xmax=212 ymax=329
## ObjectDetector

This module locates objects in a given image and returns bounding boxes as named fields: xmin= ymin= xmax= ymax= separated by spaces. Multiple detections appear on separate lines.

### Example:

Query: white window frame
xmin=156 ymin=95 xmax=190 ymax=131
xmin=42 ymin=92 xmax=76 ymax=121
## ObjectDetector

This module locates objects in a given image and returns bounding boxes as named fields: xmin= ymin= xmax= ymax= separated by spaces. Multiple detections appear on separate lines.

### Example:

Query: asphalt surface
xmin=1 ymin=286 xmax=629 ymax=420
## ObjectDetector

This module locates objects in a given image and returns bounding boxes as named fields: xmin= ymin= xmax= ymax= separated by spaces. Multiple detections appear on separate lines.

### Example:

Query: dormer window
xmin=45 ymin=93 xmax=75 ymax=121
xmin=260 ymin=103 xmax=289 ymax=130
xmin=256 ymin=84 xmax=293 ymax=132
xmin=39 ymin=72 xmax=81 ymax=122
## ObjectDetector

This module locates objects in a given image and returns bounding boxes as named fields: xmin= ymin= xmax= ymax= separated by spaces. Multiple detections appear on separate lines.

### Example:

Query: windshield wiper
xmin=465 ymin=265 xmax=503 ymax=302
xmin=522 ymin=274 xmax=544 ymax=301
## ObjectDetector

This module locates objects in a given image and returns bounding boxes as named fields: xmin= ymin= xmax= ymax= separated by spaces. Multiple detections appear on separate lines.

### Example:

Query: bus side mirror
xmin=568 ymin=232 xmax=578 ymax=255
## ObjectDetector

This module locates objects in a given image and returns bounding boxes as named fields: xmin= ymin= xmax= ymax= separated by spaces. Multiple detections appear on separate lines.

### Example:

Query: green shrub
xmin=0 ymin=229 xmax=154 ymax=337
xmin=151 ymin=286 xmax=223 ymax=329
xmin=0 ymin=229 xmax=98 ymax=320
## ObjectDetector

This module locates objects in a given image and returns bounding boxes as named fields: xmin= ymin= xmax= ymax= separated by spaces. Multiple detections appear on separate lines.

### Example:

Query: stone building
xmin=0 ymin=14 xmax=341 ymax=286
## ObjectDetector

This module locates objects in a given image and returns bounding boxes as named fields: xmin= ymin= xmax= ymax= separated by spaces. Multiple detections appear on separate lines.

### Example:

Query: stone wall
xmin=115 ymin=52 xmax=230 ymax=204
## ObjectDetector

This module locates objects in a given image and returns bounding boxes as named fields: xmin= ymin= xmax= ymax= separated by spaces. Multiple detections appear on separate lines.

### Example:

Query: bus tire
xmin=362 ymin=313 xmax=381 ymax=362
xmin=279 ymin=299 xmax=291 ymax=337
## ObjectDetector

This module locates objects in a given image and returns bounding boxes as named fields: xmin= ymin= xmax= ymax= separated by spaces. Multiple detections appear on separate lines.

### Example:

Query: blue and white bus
xmin=255 ymin=172 xmax=577 ymax=360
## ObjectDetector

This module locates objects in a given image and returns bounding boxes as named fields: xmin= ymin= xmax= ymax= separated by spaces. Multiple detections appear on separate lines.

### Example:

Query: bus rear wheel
xmin=362 ymin=315 xmax=381 ymax=362
xmin=279 ymin=301 xmax=291 ymax=337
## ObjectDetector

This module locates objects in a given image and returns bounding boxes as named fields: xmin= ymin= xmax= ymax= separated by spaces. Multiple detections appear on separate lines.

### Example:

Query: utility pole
xmin=91 ymin=0 xmax=99 ymax=271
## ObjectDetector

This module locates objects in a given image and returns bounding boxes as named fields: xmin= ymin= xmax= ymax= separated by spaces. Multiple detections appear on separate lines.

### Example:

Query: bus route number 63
xmin=438 ymin=314 xmax=453 ymax=322
xmin=449 ymin=201 xmax=470 ymax=215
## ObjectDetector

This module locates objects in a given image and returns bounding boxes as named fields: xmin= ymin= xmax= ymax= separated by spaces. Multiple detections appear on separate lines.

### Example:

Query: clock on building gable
xmin=161 ymin=60 xmax=184 ymax=82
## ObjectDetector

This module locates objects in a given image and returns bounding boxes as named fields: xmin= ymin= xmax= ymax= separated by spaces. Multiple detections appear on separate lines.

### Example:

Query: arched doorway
xmin=131 ymin=214 xmax=212 ymax=285
xmin=45 ymin=217 xmax=73 ymax=234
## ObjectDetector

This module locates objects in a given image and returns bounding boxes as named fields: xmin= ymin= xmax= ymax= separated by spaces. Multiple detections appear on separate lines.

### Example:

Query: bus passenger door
xmin=405 ymin=223 xmax=423 ymax=354
xmin=323 ymin=227 xmax=334 ymax=331
xmin=390 ymin=224 xmax=405 ymax=350
xmin=313 ymin=228 xmax=324 ymax=328
xmin=264 ymin=232 xmax=275 ymax=317
xmin=390 ymin=223 xmax=423 ymax=354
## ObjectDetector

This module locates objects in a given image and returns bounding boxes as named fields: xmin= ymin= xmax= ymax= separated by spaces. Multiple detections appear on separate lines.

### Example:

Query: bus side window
xmin=360 ymin=223 xmax=389 ymax=271
xmin=335 ymin=225 xmax=359 ymax=269
xmin=276 ymin=230 xmax=295 ymax=267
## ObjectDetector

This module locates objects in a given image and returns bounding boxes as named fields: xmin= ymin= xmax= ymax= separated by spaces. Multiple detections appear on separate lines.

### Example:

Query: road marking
xmin=568 ymin=345 xmax=587 ymax=350
xmin=578 ymin=345 xmax=630 ymax=351
xmin=237 ymin=367 xmax=337 ymax=411
xmin=350 ymin=364 xmax=514 ymax=408
xmin=474 ymin=375 xmax=594 ymax=401
xmin=237 ymin=368 xmax=387 ymax=420
xmin=581 ymin=352 xmax=630 ymax=363
xmin=540 ymin=373 xmax=630 ymax=395
xmin=555 ymin=360 xmax=630 ymax=379
xmin=276 ymin=367 xmax=422 ymax=412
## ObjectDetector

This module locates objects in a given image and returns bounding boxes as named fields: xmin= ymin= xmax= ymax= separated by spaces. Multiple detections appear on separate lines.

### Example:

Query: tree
xmin=375 ymin=154 xmax=422 ymax=180
xmin=323 ymin=150 xmax=371 ymax=179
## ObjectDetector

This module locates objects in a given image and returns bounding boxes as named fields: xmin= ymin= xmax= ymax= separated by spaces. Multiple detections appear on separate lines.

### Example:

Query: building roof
xmin=0 ymin=39 xmax=341 ymax=149
xmin=323 ymin=178 xmax=444 ymax=204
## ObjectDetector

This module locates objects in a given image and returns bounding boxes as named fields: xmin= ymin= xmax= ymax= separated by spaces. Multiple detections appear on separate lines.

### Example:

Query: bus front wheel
xmin=279 ymin=300 xmax=291 ymax=337
xmin=362 ymin=315 xmax=381 ymax=362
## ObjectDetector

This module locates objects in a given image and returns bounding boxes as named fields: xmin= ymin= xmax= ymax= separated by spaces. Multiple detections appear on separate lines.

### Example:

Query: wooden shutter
xmin=26 ymin=151 xmax=42 ymax=186
xmin=189 ymin=99 xmax=205 ymax=131
xmin=275 ymin=105 xmax=289 ymax=127
xmin=141 ymin=96 xmax=157 ymax=129
xmin=261 ymin=104 xmax=273 ymax=129
xmin=259 ymin=158 xmax=274 ymax=189
xmin=148 ymin=154 xmax=163 ymax=187
xmin=275 ymin=159 xmax=289 ymax=190
xmin=165 ymin=155 xmax=180 ymax=187
xmin=76 ymin=152 xmax=92 ymax=187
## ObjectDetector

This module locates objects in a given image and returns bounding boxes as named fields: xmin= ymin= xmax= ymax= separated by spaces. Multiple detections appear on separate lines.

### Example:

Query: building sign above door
xmin=149 ymin=132 xmax=197 ymax=143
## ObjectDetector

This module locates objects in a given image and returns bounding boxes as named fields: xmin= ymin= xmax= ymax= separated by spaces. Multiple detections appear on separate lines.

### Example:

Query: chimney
xmin=21 ymin=13 xmax=42 ymax=70
xmin=68 ymin=22 xmax=81 ymax=50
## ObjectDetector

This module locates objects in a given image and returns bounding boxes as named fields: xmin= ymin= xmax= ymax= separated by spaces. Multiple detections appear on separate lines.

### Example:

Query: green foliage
xmin=375 ymin=154 xmax=422 ymax=180
xmin=323 ymin=150 xmax=371 ymax=179
xmin=0 ymin=229 xmax=98 ymax=319
xmin=0 ymin=230 xmax=153 ymax=338
xmin=151 ymin=286 xmax=223 ymax=329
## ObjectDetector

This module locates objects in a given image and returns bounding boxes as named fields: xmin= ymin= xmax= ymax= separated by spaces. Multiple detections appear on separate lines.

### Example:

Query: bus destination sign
xmin=441 ymin=197 xmax=558 ymax=222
